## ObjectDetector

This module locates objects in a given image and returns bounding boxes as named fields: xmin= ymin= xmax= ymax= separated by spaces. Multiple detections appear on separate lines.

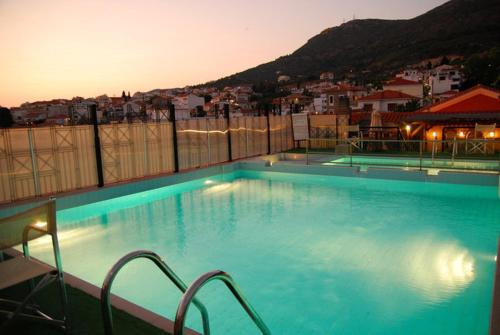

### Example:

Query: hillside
xmin=205 ymin=0 xmax=500 ymax=87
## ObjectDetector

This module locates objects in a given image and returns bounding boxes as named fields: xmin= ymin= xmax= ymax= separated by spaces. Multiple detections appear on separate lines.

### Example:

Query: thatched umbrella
xmin=369 ymin=111 xmax=382 ymax=138
xmin=369 ymin=110 xmax=384 ymax=151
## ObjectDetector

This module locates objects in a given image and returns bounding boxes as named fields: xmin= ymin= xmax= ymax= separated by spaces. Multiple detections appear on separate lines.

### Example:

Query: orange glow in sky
xmin=0 ymin=0 xmax=446 ymax=107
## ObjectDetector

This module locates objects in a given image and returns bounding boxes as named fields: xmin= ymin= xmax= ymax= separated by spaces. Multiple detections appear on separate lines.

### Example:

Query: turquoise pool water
xmin=324 ymin=156 xmax=500 ymax=171
xmin=27 ymin=171 xmax=500 ymax=334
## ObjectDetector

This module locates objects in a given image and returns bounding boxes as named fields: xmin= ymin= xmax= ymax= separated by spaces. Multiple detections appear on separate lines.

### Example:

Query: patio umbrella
xmin=369 ymin=110 xmax=382 ymax=138
xmin=369 ymin=110 xmax=386 ymax=151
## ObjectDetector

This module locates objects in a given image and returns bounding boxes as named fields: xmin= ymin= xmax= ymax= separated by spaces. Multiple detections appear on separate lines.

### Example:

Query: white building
xmin=277 ymin=75 xmax=291 ymax=83
xmin=383 ymin=77 xmax=423 ymax=100
xmin=313 ymin=94 xmax=328 ymax=113
xmin=320 ymin=72 xmax=334 ymax=80
xmin=358 ymin=90 xmax=418 ymax=112
xmin=123 ymin=101 xmax=143 ymax=116
xmin=171 ymin=93 xmax=204 ymax=120
xmin=396 ymin=69 xmax=423 ymax=83
xmin=428 ymin=65 xmax=462 ymax=96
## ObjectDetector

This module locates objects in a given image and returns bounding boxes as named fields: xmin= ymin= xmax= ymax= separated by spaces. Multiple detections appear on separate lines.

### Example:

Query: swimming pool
xmin=25 ymin=170 xmax=500 ymax=334
xmin=323 ymin=156 xmax=500 ymax=171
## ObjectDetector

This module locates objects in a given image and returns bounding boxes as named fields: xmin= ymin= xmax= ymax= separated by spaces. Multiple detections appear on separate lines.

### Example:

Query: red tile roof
xmin=436 ymin=95 xmax=500 ymax=113
xmin=417 ymin=84 xmax=500 ymax=113
xmin=350 ymin=110 xmax=500 ymax=126
xmin=359 ymin=90 xmax=418 ymax=101
xmin=385 ymin=77 xmax=421 ymax=86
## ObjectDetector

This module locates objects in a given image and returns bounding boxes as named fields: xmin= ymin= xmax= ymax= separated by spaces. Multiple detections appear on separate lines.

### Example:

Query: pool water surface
xmin=28 ymin=170 xmax=500 ymax=334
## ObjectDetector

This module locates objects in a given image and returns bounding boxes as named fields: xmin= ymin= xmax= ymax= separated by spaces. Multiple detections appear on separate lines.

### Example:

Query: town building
xmin=428 ymin=64 xmax=462 ymax=97
xmin=357 ymin=90 xmax=419 ymax=112
xmin=383 ymin=77 xmax=423 ymax=99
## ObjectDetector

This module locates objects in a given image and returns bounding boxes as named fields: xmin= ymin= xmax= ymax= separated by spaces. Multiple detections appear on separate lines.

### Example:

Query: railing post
xmin=349 ymin=140 xmax=353 ymax=167
xmin=266 ymin=110 xmax=271 ymax=155
xmin=306 ymin=139 xmax=309 ymax=165
xmin=419 ymin=141 xmax=423 ymax=171
xmin=206 ymin=118 xmax=211 ymax=166
xmin=143 ymin=123 xmax=149 ymax=175
xmin=431 ymin=139 xmax=436 ymax=164
xmin=27 ymin=127 xmax=41 ymax=196
xmin=90 ymin=104 xmax=104 ymax=187
xmin=169 ymin=104 xmax=180 ymax=173
xmin=224 ymin=104 xmax=232 ymax=161
xmin=289 ymin=104 xmax=295 ymax=149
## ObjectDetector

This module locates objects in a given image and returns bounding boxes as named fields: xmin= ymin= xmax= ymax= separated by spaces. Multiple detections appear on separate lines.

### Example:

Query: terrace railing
xmin=303 ymin=138 xmax=500 ymax=172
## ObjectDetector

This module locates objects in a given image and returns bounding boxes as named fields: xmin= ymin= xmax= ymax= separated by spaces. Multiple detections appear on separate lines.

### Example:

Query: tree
xmin=440 ymin=56 xmax=450 ymax=65
xmin=396 ymin=100 xmax=420 ymax=112
xmin=0 ymin=107 xmax=14 ymax=128
xmin=462 ymin=48 xmax=500 ymax=89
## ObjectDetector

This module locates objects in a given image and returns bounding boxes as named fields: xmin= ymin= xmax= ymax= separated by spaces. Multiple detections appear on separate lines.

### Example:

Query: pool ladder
xmin=100 ymin=250 xmax=271 ymax=335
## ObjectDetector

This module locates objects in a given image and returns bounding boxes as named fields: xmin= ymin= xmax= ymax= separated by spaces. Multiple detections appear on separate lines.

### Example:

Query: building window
xmin=451 ymin=84 xmax=460 ymax=90
xmin=329 ymin=95 xmax=334 ymax=105
xmin=387 ymin=103 xmax=397 ymax=112
xmin=439 ymin=76 xmax=446 ymax=81
xmin=363 ymin=104 xmax=373 ymax=112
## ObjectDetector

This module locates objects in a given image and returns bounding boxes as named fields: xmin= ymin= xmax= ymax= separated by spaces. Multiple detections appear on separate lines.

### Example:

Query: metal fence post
xmin=306 ymin=139 xmax=309 ymax=165
xmin=90 ymin=104 xmax=104 ymax=187
xmin=224 ymin=104 xmax=232 ymax=161
xmin=169 ymin=104 xmax=180 ymax=173
xmin=27 ymin=127 xmax=41 ymax=196
xmin=266 ymin=110 xmax=271 ymax=155
xmin=206 ymin=118 xmax=211 ymax=166
xmin=350 ymin=142 xmax=353 ymax=167
xmin=143 ymin=123 xmax=149 ymax=175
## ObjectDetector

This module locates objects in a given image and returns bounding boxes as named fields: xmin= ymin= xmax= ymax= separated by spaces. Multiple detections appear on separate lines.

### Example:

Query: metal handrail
xmin=174 ymin=270 xmax=271 ymax=335
xmin=100 ymin=250 xmax=210 ymax=335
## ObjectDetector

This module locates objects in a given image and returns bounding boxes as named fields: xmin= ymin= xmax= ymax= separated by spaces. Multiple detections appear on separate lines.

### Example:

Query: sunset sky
xmin=0 ymin=0 xmax=447 ymax=107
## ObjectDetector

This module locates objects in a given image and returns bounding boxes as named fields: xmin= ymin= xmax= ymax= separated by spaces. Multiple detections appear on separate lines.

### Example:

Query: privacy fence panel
xmin=145 ymin=122 xmax=175 ymax=175
xmin=100 ymin=122 xmax=175 ymax=183
xmin=0 ymin=126 xmax=97 ymax=203
xmin=270 ymin=115 xmax=293 ymax=153
xmin=177 ymin=119 xmax=203 ymax=170
xmin=207 ymin=118 xmax=229 ymax=165
xmin=230 ymin=117 xmax=247 ymax=160
xmin=246 ymin=116 xmax=268 ymax=157
xmin=99 ymin=123 xmax=139 ymax=184
xmin=1 ymin=116 xmax=294 ymax=203
xmin=0 ymin=128 xmax=35 ymax=202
